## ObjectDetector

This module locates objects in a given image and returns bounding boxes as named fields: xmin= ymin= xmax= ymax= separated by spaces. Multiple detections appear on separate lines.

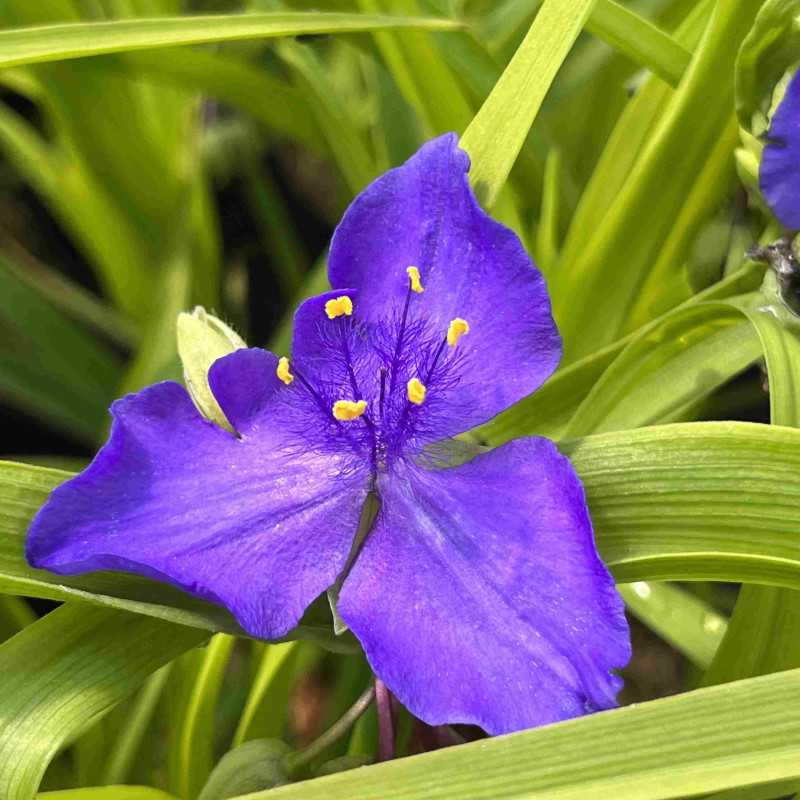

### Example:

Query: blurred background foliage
xmin=1 ymin=0 xmax=800 ymax=798
xmin=0 ymin=0 xmax=717 ymax=461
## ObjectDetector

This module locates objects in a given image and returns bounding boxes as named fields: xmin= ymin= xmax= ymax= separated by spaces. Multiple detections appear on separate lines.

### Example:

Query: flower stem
xmin=375 ymin=677 xmax=395 ymax=761
xmin=286 ymin=684 xmax=375 ymax=774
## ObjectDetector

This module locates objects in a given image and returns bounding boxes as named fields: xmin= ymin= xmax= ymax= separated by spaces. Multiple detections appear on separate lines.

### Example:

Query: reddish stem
xmin=375 ymin=677 xmax=395 ymax=761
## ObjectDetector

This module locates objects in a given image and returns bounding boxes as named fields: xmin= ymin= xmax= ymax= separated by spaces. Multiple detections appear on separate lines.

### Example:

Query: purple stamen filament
xmin=387 ymin=283 xmax=413 ymax=399
xmin=425 ymin=336 xmax=449 ymax=384
xmin=378 ymin=367 xmax=387 ymax=420
xmin=338 ymin=317 xmax=363 ymax=400
xmin=337 ymin=316 xmax=378 ymax=467
xmin=393 ymin=332 xmax=450 ymax=438
xmin=290 ymin=364 xmax=331 ymax=417
xmin=289 ymin=362 xmax=366 ymax=457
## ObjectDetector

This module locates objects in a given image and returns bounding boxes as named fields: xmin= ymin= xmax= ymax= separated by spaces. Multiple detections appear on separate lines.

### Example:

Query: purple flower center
xmin=279 ymin=270 xmax=469 ymax=472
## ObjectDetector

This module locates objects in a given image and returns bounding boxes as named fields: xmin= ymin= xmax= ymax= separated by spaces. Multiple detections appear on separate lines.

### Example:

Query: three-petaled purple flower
xmin=761 ymin=69 xmax=800 ymax=228
xmin=26 ymin=134 xmax=630 ymax=735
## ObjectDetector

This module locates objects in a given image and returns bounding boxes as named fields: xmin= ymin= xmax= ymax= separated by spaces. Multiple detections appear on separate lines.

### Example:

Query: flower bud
xmin=176 ymin=306 xmax=246 ymax=432
xmin=197 ymin=739 xmax=290 ymax=800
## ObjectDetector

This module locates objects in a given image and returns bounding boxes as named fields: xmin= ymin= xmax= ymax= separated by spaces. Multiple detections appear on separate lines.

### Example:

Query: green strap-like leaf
xmin=120 ymin=49 xmax=324 ymax=152
xmin=177 ymin=634 xmax=237 ymax=800
xmin=460 ymin=0 xmax=597 ymax=208
xmin=735 ymin=0 xmax=800 ymax=132
xmin=562 ymin=301 xmax=762 ymax=437
xmin=0 ymin=0 xmax=215 ymax=326
xmin=0 ymin=604 xmax=206 ymax=800
xmin=101 ymin=667 xmax=173 ymax=786
xmin=231 ymin=668 xmax=800 ymax=800
xmin=356 ymin=0 xmax=474 ymax=137
xmin=0 ymin=244 xmax=136 ymax=349
xmin=627 ymin=115 xmax=739 ymax=329
xmin=0 ymin=252 xmax=122 ymax=444
xmin=0 ymin=595 xmax=34 ymax=641
xmin=704 ymin=582 xmax=800 ymax=687
xmin=534 ymin=148 xmax=562 ymax=275
xmin=702 ymin=292 xmax=800 ymax=687
xmin=276 ymin=40 xmax=378 ymax=196
xmin=702 ymin=780 xmax=800 ymax=800
xmin=586 ymin=0 xmax=692 ymax=86
xmin=485 ymin=0 xmax=692 ymax=86
xmin=565 ymin=421 xmax=800 ymax=589
xmin=555 ymin=0 xmax=763 ymax=360
xmin=116 ymin=233 xmax=191 ymax=395
xmin=556 ymin=0 xmax=713 ymax=286
xmin=0 ymin=12 xmax=461 ymax=68
xmin=738 ymin=294 xmax=800 ymax=429
xmin=38 ymin=789 xmax=178 ymax=800
xmin=0 ymin=104 xmax=153 ymax=322
xmin=233 ymin=642 xmax=300 ymax=747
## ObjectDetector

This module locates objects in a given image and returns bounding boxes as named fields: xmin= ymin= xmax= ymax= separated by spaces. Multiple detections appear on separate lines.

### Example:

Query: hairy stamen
xmin=337 ymin=319 xmax=362 ymax=400
xmin=388 ymin=288 xmax=412 ymax=396
xmin=289 ymin=365 xmax=331 ymax=416
xmin=337 ymin=318 xmax=378 ymax=466
xmin=388 ymin=267 xmax=422 ymax=397
xmin=424 ymin=337 xmax=448 ymax=383
xmin=286 ymin=362 xmax=366 ymax=458
xmin=379 ymin=367 xmax=388 ymax=419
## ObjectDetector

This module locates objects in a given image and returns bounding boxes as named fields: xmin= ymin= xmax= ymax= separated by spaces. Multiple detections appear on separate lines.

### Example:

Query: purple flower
xmin=26 ymin=135 xmax=630 ymax=735
xmin=761 ymin=69 xmax=800 ymax=229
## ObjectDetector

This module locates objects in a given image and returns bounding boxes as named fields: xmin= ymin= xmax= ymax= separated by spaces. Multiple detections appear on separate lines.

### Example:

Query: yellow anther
xmin=325 ymin=296 xmax=353 ymax=319
xmin=332 ymin=399 xmax=368 ymax=421
xmin=407 ymin=377 xmax=427 ymax=405
xmin=276 ymin=356 xmax=294 ymax=386
xmin=406 ymin=265 xmax=424 ymax=294
xmin=447 ymin=317 xmax=470 ymax=347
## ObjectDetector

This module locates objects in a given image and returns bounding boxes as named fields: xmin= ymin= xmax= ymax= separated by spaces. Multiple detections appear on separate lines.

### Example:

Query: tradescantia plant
xmin=2 ymin=0 xmax=800 ymax=799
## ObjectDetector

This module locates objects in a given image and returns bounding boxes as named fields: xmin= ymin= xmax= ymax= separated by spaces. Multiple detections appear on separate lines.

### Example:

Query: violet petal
xmin=329 ymin=133 xmax=561 ymax=437
xmin=338 ymin=437 xmax=630 ymax=735
xmin=27 ymin=351 xmax=371 ymax=639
